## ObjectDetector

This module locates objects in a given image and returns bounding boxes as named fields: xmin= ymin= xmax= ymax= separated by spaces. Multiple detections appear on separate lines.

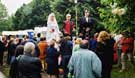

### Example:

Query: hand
xmin=68 ymin=73 xmax=72 ymax=78
xmin=73 ymin=28 xmax=76 ymax=31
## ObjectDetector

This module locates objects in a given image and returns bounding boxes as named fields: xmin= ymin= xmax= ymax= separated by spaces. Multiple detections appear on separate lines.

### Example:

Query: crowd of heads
xmin=1 ymin=30 xmax=134 ymax=52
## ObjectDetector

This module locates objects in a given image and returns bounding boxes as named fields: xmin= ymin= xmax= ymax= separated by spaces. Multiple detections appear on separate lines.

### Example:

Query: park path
xmin=0 ymin=72 xmax=6 ymax=78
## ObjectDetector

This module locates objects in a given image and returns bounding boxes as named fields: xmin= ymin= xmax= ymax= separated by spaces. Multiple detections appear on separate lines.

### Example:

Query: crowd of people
xmin=0 ymin=9 xmax=134 ymax=78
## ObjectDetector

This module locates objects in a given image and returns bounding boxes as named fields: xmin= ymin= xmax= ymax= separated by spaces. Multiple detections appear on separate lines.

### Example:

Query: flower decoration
xmin=112 ymin=8 xmax=126 ymax=16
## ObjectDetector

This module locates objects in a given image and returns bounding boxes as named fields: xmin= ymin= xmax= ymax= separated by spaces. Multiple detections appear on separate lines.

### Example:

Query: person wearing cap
xmin=68 ymin=40 xmax=101 ymax=78
xmin=63 ymin=14 xmax=75 ymax=37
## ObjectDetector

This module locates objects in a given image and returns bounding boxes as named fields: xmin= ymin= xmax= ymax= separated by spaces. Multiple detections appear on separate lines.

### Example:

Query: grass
xmin=0 ymin=61 xmax=135 ymax=78
xmin=0 ymin=65 xmax=9 ymax=78
xmin=112 ymin=61 xmax=135 ymax=78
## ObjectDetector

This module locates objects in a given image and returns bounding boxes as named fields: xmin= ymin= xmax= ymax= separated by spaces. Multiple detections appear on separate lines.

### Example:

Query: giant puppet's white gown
xmin=46 ymin=13 xmax=61 ymax=42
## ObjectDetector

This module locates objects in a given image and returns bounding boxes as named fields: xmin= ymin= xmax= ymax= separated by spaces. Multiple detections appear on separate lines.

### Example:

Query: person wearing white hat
xmin=63 ymin=14 xmax=75 ymax=37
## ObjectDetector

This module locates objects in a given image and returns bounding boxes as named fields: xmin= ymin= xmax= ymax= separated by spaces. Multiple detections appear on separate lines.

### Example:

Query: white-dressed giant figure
xmin=46 ymin=13 xmax=61 ymax=42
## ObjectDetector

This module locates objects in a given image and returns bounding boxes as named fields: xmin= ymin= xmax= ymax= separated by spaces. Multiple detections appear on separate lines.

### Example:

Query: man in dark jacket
xmin=60 ymin=36 xmax=73 ymax=78
xmin=7 ymin=38 xmax=16 ymax=64
xmin=79 ymin=9 xmax=95 ymax=39
xmin=17 ymin=42 xmax=42 ymax=78
xmin=0 ymin=40 xmax=5 ymax=66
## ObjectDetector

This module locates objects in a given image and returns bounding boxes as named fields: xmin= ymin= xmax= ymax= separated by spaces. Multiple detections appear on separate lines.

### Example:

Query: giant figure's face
xmin=50 ymin=16 xmax=55 ymax=21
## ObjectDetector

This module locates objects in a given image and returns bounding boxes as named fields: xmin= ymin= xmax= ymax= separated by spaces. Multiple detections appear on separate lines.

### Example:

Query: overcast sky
xmin=1 ymin=0 xmax=32 ymax=16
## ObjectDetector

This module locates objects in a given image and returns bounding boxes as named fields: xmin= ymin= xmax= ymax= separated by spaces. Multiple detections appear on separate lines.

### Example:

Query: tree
xmin=0 ymin=1 xmax=10 ymax=32
xmin=12 ymin=0 xmax=135 ymax=33
xmin=12 ymin=0 xmax=51 ymax=30
xmin=12 ymin=0 xmax=103 ymax=32
xmin=98 ymin=0 xmax=135 ymax=33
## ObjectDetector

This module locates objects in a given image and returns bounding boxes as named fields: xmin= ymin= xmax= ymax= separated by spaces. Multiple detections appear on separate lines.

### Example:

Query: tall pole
xmin=75 ymin=0 xmax=78 ymax=36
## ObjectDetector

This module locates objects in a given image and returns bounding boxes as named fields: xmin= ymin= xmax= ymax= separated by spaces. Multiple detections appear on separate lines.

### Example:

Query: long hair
xmin=15 ymin=45 xmax=24 ymax=57
xmin=97 ymin=31 xmax=110 ymax=43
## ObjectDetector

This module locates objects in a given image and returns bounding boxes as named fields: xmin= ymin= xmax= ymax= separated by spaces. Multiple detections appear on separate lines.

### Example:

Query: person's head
xmin=84 ymin=9 xmax=90 ymax=17
xmin=97 ymin=31 xmax=110 ymax=43
xmin=37 ymin=33 xmax=41 ymax=38
xmin=85 ymin=36 xmax=89 ymax=40
xmin=15 ymin=45 xmax=24 ymax=57
xmin=24 ymin=42 xmax=35 ymax=55
xmin=80 ymin=40 xmax=89 ymax=49
xmin=2 ymin=36 xmax=6 ymax=41
xmin=16 ymin=38 xmax=19 ymax=43
xmin=19 ymin=39 xmax=22 ymax=44
xmin=16 ymin=35 xmax=19 ymax=38
xmin=94 ymin=33 xmax=99 ymax=39
xmin=40 ymin=37 xmax=46 ymax=41
xmin=10 ymin=37 xmax=14 ymax=42
xmin=50 ymin=13 xmax=55 ymax=21
xmin=24 ymin=35 xmax=29 ymax=40
xmin=75 ymin=38 xmax=82 ymax=44
xmin=122 ymin=31 xmax=129 ymax=38
xmin=64 ymin=36 xmax=71 ymax=41
xmin=49 ymin=40 xmax=55 ymax=47
xmin=66 ymin=14 xmax=71 ymax=20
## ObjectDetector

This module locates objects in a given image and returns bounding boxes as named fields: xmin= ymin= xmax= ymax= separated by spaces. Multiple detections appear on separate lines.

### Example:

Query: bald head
xmin=24 ymin=42 xmax=35 ymax=54
xmin=80 ymin=40 xmax=89 ymax=49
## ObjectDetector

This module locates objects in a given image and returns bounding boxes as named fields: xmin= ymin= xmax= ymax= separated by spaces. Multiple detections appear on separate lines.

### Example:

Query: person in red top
xmin=120 ymin=32 xmax=134 ymax=72
xmin=63 ymin=14 xmax=75 ymax=36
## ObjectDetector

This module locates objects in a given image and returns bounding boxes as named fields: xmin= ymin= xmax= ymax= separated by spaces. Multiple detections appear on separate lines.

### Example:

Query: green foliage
xmin=0 ymin=1 xmax=12 ymax=32
xmin=112 ymin=61 xmax=135 ymax=78
xmin=12 ymin=0 xmax=102 ymax=31
xmin=12 ymin=0 xmax=51 ymax=30
xmin=98 ymin=0 xmax=135 ymax=33
xmin=0 ymin=2 xmax=7 ymax=20
xmin=11 ymin=0 xmax=135 ymax=33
